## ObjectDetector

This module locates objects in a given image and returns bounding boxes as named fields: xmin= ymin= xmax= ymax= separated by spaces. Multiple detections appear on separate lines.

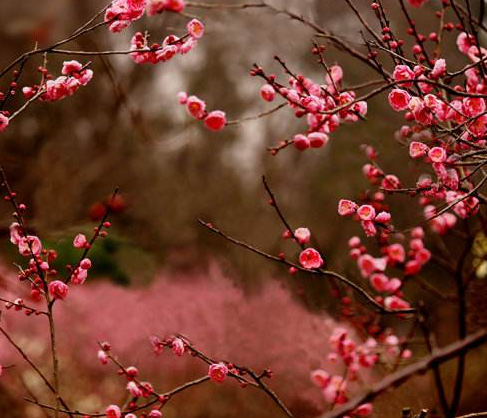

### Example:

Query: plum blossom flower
xmin=430 ymin=58 xmax=446 ymax=79
xmin=388 ymin=89 xmax=411 ymax=111
xmin=147 ymin=0 xmax=185 ymax=15
xmin=104 ymin=0 xmax=146 ymax=33
xmin=186 ymin=95 xmax=206 ymax=119
xmin=187 ymin=19 xmax=205 ymax=39
xmin=299 ymin=248 xmax=324 ymax=269
xmin=407 ymin=0 xmax=429 ymax=7
xmin=294 ymin=227 xmax=311 ymax=244
xmin=393 ymin=65 xmax=415 ymax=87
xmin=310 ymin=369 xmax=330 ymax=388
xmin=49 ymin=281 xmax=69 ymax=300
xmin=260 ymin=84 xmax=275 ymax=102
xmin=208 ymin=362 xmax=228 ymax=383
xmin=409 ymin=141 xmax=429 ymax=158
xmin=0 ymin=114 xmax=9 ymax=133
xmin=106 ymin=405 xmax=122 ymax=418
xmin=171 ymin=337 xmax=185 ymax=356
xmin=98 ymin=350 xmax=109 ymax=365
xmin=73 ymin=233 xmax=88 ymax=249
xmin=357 ymin=205 xmax=376 ymax=221
xmin=308 ymin=132 xmax=329 ymax=148
xmin=338 ymin=199 xmax=358 ymax=216
xmin=428 ymin=147 xmax=447 ymax=163
xmin=204 ymin=111 xmax=227 ymax=131
xmin=18 ymin=235 xmax=42 ymax=256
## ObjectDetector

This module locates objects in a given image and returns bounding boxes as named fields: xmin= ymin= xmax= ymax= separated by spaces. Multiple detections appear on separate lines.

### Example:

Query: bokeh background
xmin=0 ymin=0 xmax=486 ymax=417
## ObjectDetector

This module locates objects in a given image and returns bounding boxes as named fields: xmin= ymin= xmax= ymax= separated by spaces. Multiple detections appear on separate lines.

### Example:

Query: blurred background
xmin=0 ymin=0 xmax=486 ymax=417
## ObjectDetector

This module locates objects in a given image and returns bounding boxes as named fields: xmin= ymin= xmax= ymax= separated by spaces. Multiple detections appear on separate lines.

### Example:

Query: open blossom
xmin=186 ymin=95 xmax=206 ymax=119
xmin=299 ymin=248 xmax=324 ymax=269
xmin=393 ymin=65 xmax=415 ymax=87
xmin=18 ymin=235 xmax=42 ymax=256
xmin=428 ymin=146 xmax=447 ymax=163
xmin=388 ymin=89 xmax=411 ymax=111
xmin=294 ymin=227 xmax=311 ymax=244
xmin=0 ymin=113 xmax=9 ymax=133
xmin=106 ymin=405 xmax=122 ymax=418
xmin=457 ymin=32 xmax=475 ymax=54
xmin=187 ymin=19 xmax=205 ymax=39
xmin=204 ymin=111 xmax=227 ymax=131
xmin=208 ymin=363 xmax=228 ymax=383
xmin=104 ymin=0 xmax=146 ymax=33
xmin=48 ymin=280 xmax=69 ymax=300
xmin=9 ymin=222 xmax=22 ymax=244
xmin=356 ymin=205 xmax=376 ymax=221
xmin=72 ymin=268 xmax=88 ymax=285
xmin=409 ymin=141 xmax=429 ymax=158
xmin=338 ymin=199 xmax=358 ymax=216
xmin=148 ymin=411 xmax=163 ymax=418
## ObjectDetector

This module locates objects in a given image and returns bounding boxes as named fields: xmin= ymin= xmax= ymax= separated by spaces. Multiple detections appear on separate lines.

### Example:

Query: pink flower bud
xmin=171 ymin=337 xmax=185 ymax=356
xmin=310 ymin=369 xmax=330 ymax=388
xmin=98 ymin=350 xmax=109 ymax=365
xmin=204 ymin=110 xmax=227 ymax=131
xmin=294 ymin=227 xmax=311 ymax=244
xmin=106 ymin=405 xmax=121 ymax=418
xmin=293 ymin=134 xmax=310 ymax=151
xmin=308 ymin=132 xmax=329 ymax=148
xmin=80 ymin=258 xmax=92 ymax=270
xmin=73 ymin=234 xmax=87 ymax=249
xmin=260 ymin=84 xmax=276 ymax=102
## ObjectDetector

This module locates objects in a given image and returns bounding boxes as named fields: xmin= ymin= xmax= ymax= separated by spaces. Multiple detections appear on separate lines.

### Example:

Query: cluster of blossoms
xmin=98 ymin=342 xmax=164 ymax=418
xmin=336 ymin=147 xmax=432 ymax=311
xmin=252 ymin=64 xmax=366 ymax=153
xmin=129 ymin=18 xmax=204 ymax=65
xmin=22 ymin=61 xmax=93 ymax=103
xmin=279 ymin=226 xmax=324 ymax=272
xmin=178 ymin=92 xmax=227 ymax=131
xmin=149 ymin=335 xmax=231 ymax=383
xmin=310 ymin=326 xmax=411 ymax=413
xmin=3 ymin=188 xmax=110 ymax=309
xmin=95 ymin=336 xmax=237 ymax=418
xmin=105 ymin=0 xmax=186 ymax=32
